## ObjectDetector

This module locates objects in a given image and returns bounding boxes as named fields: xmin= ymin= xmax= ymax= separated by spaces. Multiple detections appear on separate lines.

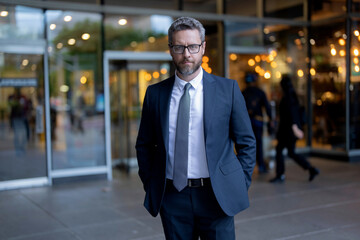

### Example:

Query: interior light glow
xmin=82 ymin=33 xmax=90 ymax=40
xmin=68 ymin=38 xmax=76 ymax=45
xmin=330 ymin=48 xmax=337 ymax=56
xmin=152 ymin=72 xmax=160 ymax=79
xmin=339 ymin=38 xmax=346 ymax=46
xmin=264 ymin=71 xmax=271 ymax=79
xmin=80 ymin=76 xmax=87 ymax=84
xmin=229 ymin=53 xmax=237 ymax=61
xmin=160 ymin=68 xmax=167 ymax=75
xmin=64 ymin=15 xmax=72 ymax=22
xmin=354 ymin=49 xmax=359 ymax=56
xmin=297 ymin=69 xmax=304 ymax=77
xmin=0 ymin=11 xmax=8 ymax=17
xmin=118 ymin=18 xmax=127 ymax=25
xmin=202 ymin=56 xmax=209 ymax=63
xmin=310 ymin=68 xmax=316 ymax=76
xmin=248 ymin=59 xmax=255 ymax=67
xmin=60 ymin=85 xmax=69 ymax=92
xmin=50 ymin=24 xmax=56 ymax=30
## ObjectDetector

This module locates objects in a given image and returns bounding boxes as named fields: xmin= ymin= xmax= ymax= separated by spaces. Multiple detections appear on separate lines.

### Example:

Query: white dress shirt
xmin=167 ymin=68 xmax=209 ymax=180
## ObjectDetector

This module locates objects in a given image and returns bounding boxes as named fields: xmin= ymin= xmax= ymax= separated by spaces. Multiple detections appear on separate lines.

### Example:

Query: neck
xmin=176 ymin=67 xmax=201 ymax=82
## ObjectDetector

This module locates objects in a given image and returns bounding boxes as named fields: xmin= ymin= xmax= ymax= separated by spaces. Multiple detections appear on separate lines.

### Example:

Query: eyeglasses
xmin=169 ymin=43 xmax=203 ymax=54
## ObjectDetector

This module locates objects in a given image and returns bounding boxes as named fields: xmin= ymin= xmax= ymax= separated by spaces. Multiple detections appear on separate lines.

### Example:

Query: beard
xmin=174 ymin=58 xmax=202 ymax=77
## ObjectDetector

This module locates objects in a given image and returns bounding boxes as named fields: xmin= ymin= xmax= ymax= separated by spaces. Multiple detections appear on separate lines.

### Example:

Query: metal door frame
xmin=103 ymin=50 xmax=172 ymax=179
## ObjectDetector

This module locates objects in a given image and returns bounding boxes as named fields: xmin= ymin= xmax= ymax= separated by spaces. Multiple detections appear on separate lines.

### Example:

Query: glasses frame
xmin=169 ymin=43 xmax=203 ymax=54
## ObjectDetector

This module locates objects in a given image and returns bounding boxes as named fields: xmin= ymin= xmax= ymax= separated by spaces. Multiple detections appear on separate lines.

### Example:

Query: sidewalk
xmin=1 ymin=157 xmax=360 ymax=240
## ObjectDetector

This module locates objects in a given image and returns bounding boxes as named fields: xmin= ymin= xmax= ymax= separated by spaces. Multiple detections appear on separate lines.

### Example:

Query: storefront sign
xmin=0 ymin=78 xmax=38 ymax=87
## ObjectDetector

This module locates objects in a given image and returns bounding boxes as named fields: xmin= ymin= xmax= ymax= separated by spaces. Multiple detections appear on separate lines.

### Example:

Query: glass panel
xmin=104 ymin=0 xmax=176 ymax=10
xmin=46 ymin=10 xmax=106 ymax=169
xmin=265 ymin=0 xmax=305 ymax=20
xmin=0 ymin=53 xmax=46 ymax=181
xmin=183 ymin=0 xmax=217 ymax=13
xmin=109 ymin=60 xmax=171 ymax=170
xmin=104 ymin=15 xmax=172 ymax=51
xmin=352 ymin=0 xmax=360 ymax=12
xmin=0 ymin=5 xmax=44 ymax=40
xmin=228 ymin=25 xmax=309 ymax=148
xmin=350 ymin=19 xmax=360 ymax=149
xmin=311 ymin=20 xmax=346 ymax=150
xmin=311 ymin=0 xmax=346 ymax=21
xmin=225 ymin=22 xmax=262 ymax=47
xmin=226 ymin=1 xmax=257 ymax=16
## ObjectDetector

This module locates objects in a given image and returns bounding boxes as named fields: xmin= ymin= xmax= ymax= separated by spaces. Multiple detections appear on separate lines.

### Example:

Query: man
xmin=242 ymin=72 xmax=273 ymax=173
xmin=136 ymin=17 xmax=256 ymax=239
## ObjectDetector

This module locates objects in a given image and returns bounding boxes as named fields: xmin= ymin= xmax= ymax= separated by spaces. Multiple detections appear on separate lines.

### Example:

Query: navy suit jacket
xmin=135 ymin=70 xmax=256 ymax=217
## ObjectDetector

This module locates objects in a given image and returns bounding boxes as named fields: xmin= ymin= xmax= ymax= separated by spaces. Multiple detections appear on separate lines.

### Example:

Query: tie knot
xmin=184 ymin=83 xmax=191 ymax=92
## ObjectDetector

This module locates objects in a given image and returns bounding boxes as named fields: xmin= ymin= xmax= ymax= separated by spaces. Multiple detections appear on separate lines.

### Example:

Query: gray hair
xmin=168 ymin=17 xmax=205 ymax=44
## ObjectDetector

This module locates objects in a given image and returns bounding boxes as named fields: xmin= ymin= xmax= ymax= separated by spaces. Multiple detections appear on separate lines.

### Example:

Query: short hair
xmin=168 ymin=17 xmax=205 ymax=45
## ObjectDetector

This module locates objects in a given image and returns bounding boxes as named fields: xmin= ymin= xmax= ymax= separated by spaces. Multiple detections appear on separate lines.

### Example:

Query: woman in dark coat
xmin=270 ymin=75 xmax=319 ymax=183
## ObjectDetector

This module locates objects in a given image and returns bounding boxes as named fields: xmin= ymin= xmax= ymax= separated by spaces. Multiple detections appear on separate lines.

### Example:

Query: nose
xmin=183 ymin=47 xmax=191 ymax=57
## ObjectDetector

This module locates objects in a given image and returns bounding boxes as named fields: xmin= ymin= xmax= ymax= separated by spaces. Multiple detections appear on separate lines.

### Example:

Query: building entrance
xmin=104 ymin=51 xmax=172 ymax=172
xmin=0 ymin=52 xmax=48 ymax=189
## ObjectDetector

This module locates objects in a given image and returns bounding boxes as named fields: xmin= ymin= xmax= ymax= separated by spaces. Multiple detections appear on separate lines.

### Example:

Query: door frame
xmin=103 ymin=50 xmax=172 ymax=177
xmin=0 ymin=40 xmax=50 ymax=190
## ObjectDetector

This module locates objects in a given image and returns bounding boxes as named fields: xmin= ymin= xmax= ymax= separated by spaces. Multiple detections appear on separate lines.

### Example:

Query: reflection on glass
xmin=104 ymin=15 xmax=171 ymax=51
xmin=225 ymin=22 xmax=262 ymax=47
xmin=0 ymin=53 xmax=46 ymax=181
xmin=0 ymin=5 xmax=44 ymax=40
xmin=350 ymin=20 xmax=360 ymax=149
xmin=265 ymin=0 xmax=304 ymax=19
xmin=229 ymin=25 xmax=308 ymax=148
xmin=46 ymin=10 xmax=106 ymax=170
xmin=311 ymin=20 xmax=346 ymax=150
xmin=109 ymin=60 xmax=171 ymax=170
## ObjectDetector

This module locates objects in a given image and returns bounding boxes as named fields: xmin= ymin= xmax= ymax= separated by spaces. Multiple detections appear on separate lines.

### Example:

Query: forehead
xmin=171 ymin=29 xmax=201 ymax=44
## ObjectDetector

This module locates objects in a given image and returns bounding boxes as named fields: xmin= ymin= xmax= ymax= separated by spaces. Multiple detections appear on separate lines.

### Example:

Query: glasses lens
xmin=173 ymin=45 xmax=184 ymax=53
xmin=188 ymin=45 xmax=200 ymax=53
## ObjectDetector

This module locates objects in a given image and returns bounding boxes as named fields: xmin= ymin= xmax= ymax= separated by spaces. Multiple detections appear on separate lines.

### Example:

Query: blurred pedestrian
xmin=243 ymin=72 xmax=273 ymax=173
xmin=270 ymin=75 xmax=319 ymax=183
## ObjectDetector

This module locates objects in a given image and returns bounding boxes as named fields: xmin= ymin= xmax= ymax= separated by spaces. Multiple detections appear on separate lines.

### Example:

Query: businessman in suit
xmin=136 ymin=17 xmax=256 ymax=239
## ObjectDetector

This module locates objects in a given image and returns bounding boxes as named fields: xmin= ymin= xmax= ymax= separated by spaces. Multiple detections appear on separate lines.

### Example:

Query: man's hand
xmin=292 ymin=124 xmax=304 ymax=139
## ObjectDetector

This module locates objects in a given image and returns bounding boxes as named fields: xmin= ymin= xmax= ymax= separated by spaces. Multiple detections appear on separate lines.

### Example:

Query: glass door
xmin=0 ymin=52 xmax=47 ymax=187
xmin=106 ymin=54 xmax=172 ymax=173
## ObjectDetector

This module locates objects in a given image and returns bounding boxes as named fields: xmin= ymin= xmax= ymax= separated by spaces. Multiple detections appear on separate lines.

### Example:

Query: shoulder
xmin=146 ymin=76 xmax=175 ymax=92
xmin=203 ymin=71 xmax=237 ymax=86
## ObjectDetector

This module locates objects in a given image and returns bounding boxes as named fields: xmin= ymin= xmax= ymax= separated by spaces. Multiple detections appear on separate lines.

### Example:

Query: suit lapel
xmin=203 ymin=71 xmax=216 ymax=141
xmin=159 ymin=76 xmax=175 ymax=152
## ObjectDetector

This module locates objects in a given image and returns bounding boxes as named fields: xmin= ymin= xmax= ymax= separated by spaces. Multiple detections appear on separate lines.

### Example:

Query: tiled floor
xmin=1 ymin=157 xmax=360 ymax=240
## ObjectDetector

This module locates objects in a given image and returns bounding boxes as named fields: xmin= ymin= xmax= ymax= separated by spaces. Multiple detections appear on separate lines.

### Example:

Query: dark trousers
xmin=160 ymin=182 xmax=235 ymax=240
xmin=275 ymin=137 xmax=311 ymax=177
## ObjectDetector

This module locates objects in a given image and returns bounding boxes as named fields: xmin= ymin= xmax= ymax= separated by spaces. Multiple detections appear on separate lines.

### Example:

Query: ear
xmin=202 ymin=41 xmax=206 ymax=55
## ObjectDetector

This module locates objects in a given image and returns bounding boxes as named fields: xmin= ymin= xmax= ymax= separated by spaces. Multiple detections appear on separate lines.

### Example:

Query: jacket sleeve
xmin=230 ymin=81 xmax=256 ymax=189
xmin=135 ymin=87 xmax=153 ymax=189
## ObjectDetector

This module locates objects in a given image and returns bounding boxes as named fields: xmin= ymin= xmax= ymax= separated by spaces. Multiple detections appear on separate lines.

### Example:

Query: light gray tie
xmin=173 ymin=83 xmax=191 ymax=191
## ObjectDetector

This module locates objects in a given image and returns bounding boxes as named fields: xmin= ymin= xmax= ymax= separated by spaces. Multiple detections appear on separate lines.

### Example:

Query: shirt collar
xmin=175 ymin=68 xmax=203 ymax=91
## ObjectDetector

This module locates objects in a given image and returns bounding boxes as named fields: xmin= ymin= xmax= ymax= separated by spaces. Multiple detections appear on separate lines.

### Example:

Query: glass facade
xmin=0 ymin=0 xmax=359 ymax=189
xmin=350 ymin=19 xmax=360 ymax=149
xmin=311 ymin=19 xmax=347 ymax=150
xmin=46 ymin=11 xmax=106 ymax=170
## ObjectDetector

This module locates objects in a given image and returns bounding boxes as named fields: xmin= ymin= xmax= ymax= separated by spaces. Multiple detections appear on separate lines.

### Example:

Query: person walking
xmin=136 ymin=17 xmax=256 ymax=239
xmin=270 ymin=75 xmax=319 ymax=183
xmin=243 ymin=72 xmax=273 ymax=173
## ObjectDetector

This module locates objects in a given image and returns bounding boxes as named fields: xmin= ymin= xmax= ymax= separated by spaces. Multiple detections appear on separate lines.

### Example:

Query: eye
xmin=188 ymin=45 xmax=198 ymax=50
xmin=173 ymin=45 xmax=184 ymax=52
